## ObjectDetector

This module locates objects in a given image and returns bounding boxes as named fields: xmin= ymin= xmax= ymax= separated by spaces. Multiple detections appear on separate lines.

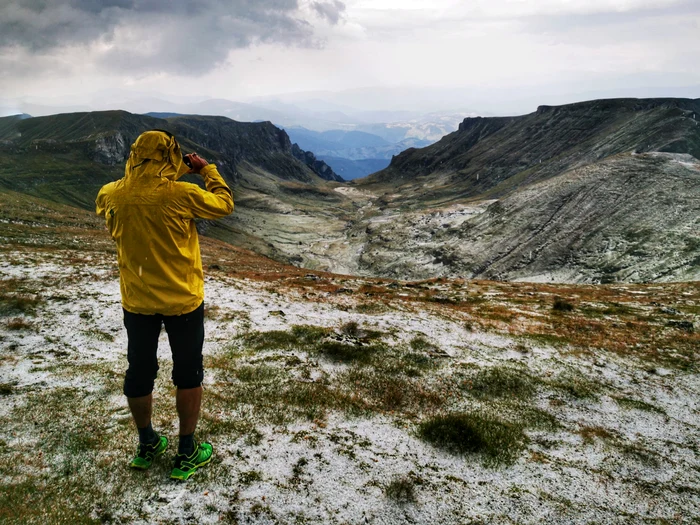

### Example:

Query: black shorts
xmin=122 ymin=302 xmax=205 ymax=398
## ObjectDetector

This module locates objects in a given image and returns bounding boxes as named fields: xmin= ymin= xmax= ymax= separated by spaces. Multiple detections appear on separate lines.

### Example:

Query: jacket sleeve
xmin=181 ymin=164 xmax=234 ymax=219
xmin=95 ymin=185 xmax=108 ymax=218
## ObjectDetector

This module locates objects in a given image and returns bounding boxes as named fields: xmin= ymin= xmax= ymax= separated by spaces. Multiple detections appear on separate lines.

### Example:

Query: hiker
xmin=96 ymin=130 xmax=233 ymax=480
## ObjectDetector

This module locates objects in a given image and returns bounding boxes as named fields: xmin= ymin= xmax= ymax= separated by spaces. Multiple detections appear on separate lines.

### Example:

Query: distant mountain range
xmin=282 ymin=127 xmax=434 ymax=179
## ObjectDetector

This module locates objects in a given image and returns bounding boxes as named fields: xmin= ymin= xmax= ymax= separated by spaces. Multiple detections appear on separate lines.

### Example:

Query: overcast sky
xmin=1 ymin=0 xmax=699 ymax=113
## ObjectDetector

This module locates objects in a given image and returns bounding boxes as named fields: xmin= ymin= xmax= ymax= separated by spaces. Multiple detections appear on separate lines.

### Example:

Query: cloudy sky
xmin=0 ymin=0 xmax=698 ymax=113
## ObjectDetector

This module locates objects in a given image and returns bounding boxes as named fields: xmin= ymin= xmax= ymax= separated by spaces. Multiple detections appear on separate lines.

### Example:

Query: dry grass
xmin=6 ymin=317 xmax=34 ymax=331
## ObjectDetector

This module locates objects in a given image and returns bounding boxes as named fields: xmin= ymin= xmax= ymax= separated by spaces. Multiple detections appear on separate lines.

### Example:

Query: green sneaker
xmin=170 ymin=442 xmax=213 ymax=481
xmin=129 ymin=435 xmax=168 ymax=470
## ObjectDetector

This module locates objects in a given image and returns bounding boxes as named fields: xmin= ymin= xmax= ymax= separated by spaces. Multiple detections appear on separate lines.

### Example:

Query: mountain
xmin=353 ymin=152 xmax=700 ymax=282
xmin=358 ymin=98 xmax=700 ymax=207
xmin=291 ymin=144 xmax=344 ymax=182
xmin=285 ymin=126 xmax=433 ymax=160
xmin=285 ymin=128 xmax=391 ymax=151
xmin=0 ymin=110 xmax=351 ymax=261
xmin=334 ymin=98 xmax=700 ymax=282
xmin=284 ymin=126 xmax=432 ymax=179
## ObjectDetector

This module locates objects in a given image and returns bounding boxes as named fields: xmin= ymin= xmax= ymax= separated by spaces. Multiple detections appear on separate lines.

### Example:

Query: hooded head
xmin=125 ymin=130 xmax=190 ymax=181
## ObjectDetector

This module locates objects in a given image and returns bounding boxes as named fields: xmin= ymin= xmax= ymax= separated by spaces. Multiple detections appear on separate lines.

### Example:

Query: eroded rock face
xmin=91 ymin=132 xmax=128 ymax=165
xmin=291 ymin=143 xmax=344 ymax=182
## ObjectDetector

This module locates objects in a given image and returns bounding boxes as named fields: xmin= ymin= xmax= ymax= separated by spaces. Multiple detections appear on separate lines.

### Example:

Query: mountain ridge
xmin=358 ymin=97 xmax=700 ymax=206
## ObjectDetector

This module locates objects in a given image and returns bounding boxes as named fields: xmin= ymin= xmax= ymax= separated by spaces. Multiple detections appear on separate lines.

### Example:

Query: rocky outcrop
xmin=166 ymin=116 xmax=320 ymax=183
xmin=90 ymin=131 xmax=129 ymax=165
xmin=291 ymin=144 xmax=344 ymax=182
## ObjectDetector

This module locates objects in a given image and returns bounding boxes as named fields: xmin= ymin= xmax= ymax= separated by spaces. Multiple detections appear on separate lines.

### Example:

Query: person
xmin=96 ymin=130 xmax=233 ymax=480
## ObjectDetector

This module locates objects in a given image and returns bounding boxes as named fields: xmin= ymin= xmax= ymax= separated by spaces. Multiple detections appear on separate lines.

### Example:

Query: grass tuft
xmin=548 ymin=372 xmax=600 ymax=399
xmin=418 ymin=412 xmax=527 ymax=465
xmin=613 ymin=396 xmax=666 ymax=414
xmin=465 ymin=367 xmax=536 ymax=400
xmin=0 ymin=292 xmax=43 ymax=316
xmin=6 ymin=317 xmax=34 ymax=331
xmin=552 ymin=298 xmax=575 ymax=312
xmin=317 ymin=340 xmax=382 ymax=364
xmin=385 ymin=475 xmax=417 ymax=504
xmin=240 ymin=325 xmax=331 ymax=351
xmin=239 ymin=470 xmax=263 ymax=485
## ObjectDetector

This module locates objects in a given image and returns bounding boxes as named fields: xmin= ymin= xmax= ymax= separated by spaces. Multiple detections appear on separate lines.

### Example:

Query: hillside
xmin=351 ymin=153 xmax=700 ymax=282
xmin=0 ymin=110 xmax=349 ymax=259
xmin=358 ymin=98 xmax=700 ymax=207
xmin=1 ymin=189 xmax=698 ymax=524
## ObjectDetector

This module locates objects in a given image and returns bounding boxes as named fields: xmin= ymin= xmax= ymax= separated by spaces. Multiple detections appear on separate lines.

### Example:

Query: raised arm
xmin=181 ymin=156 xmax=234 ymax=219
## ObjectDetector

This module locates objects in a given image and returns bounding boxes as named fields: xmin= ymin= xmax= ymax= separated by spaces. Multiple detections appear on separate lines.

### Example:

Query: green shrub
xmin=385 ymin=476 xmax=417 ymax=503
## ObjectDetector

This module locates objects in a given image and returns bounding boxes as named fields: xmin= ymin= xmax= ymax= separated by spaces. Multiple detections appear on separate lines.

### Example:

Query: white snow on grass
xmin=1 ymin=253 xmax=699 ymax=524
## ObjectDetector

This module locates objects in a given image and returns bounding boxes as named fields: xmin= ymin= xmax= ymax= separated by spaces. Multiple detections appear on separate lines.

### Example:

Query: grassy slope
xmin=0 ymin=111 xmax=353 ymax=265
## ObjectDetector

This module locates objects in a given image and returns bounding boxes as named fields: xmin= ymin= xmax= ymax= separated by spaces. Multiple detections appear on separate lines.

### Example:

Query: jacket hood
xmin=125 ymin=130 xmax=190 ymax=181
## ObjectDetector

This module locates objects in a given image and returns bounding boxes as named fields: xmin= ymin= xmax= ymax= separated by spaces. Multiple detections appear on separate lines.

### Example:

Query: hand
xmin=184 ymin=153 xmax=209 ymax=174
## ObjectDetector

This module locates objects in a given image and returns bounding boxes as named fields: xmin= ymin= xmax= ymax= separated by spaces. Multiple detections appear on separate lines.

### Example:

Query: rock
xmin=667 ymin=320 xmax=694 ymax=332
xmin=660 ymin=307 xmax=681 ymax=315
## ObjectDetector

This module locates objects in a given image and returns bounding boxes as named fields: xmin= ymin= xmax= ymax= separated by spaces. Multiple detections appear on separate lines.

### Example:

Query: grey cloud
xmin=514 ymin=0 xmax=700 ymax=35
xmin=0 ymin=0 xmax=345 ymax=74
xmin=312 ymin=0 xmax=345 ymax=24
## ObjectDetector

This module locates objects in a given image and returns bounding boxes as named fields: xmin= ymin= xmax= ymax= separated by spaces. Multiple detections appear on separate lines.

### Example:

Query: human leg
xmin=128 ymin=393 xmax=153 ymax=429
xmin=163 ymin=302 xmax=205 ymax=447
xmin=123 ymin=309 xmax=168 ymax=468
xmin=176 ymin=386 xmax=202 ymax=437
xmin=163 ymin=303 xmax=212 ymax=479
xmin=123 ymin=309 xmax=162 ymax=423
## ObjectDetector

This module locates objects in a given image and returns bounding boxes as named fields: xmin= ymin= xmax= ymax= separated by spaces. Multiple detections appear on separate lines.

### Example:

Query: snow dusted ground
xmin=1 ymin=247 xmax=699 ymax=524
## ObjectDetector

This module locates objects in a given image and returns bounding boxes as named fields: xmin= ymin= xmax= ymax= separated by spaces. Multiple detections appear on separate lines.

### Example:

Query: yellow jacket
xmin=96 ymin=131 xmax=233 ymax=315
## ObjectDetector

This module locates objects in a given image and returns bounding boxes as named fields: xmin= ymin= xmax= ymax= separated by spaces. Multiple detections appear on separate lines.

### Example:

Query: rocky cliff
xmin=291 ymin=143 xmax=344 ymax=182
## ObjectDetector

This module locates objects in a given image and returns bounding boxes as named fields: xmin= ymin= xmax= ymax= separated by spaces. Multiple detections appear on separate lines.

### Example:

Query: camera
xmin=182 ymin=154 xmax=193 ymax=168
